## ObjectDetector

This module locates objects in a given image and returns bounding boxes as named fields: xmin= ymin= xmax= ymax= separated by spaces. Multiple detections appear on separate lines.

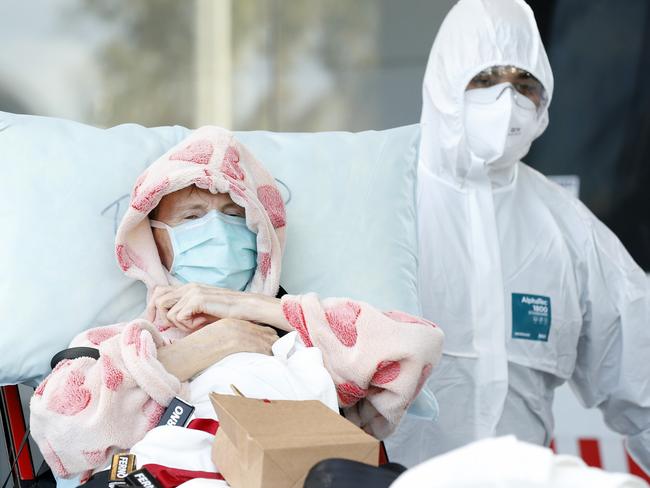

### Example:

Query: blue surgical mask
xmin=407 ymin=385 xmax=440 ymax=422
xmin=150 ymin=209 xmax=258 ymax=290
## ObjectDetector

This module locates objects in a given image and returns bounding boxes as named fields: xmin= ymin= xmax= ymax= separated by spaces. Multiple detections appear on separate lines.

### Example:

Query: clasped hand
xmin=147 ymin=283 xmax=254 ymax=332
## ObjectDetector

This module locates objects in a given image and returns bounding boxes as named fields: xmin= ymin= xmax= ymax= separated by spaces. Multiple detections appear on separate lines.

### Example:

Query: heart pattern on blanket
xmin=282 ymin=300 xmax=312 ymax=347
xmin=47 ymin=369 xmax=92 ymax=416
xmin=86 ymin=326 xmax=120 ymax=346
xmin=383 ymin=310 xmax=438 ymax=328
xmin=257 ymin=185 xmax=286 ymax=228
xmin=116 ymin=244 xmax=146 ymax=273
xmin=170 ymin=139 xmax=214 ymax=165
xmin=131 ymin=170 xmax=148 ymax=198
xmin=130 ymin=177 xmax=171 ymax=214
xmin=101 ymin=356 xmax=124 ymax=391
xmin=336 ymin=382 xmax=368 ymax=406
xmin=325 ymin=301 xmax=362 ymax=347
xmin=142 ymin=398 xmax=166 ymax=430
xmin=34 ymin=374 xmax=51 ymax=396
xmin=221 ymin=146 xmax=245 ymax=180
xmin=258 ymin=252 xmax=272 ymax=279
xmin=193 ymin=168 xmax=214 ymax=190
xmin=371 ymin=360 xmax=401 ymax=385
xmin=123 ymin=323 xmax=145 ymax=351
xmin=411 ymin=363 xmax=433 ymax=401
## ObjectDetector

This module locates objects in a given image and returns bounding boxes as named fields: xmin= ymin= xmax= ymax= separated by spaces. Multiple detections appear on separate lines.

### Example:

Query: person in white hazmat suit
xmin=386 ymin=0 xmax=650 ymax=474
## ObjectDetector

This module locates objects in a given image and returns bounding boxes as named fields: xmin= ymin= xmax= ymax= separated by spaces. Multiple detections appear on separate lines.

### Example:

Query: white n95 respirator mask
xmin=463 ymin=82 xmax=540 ymax=168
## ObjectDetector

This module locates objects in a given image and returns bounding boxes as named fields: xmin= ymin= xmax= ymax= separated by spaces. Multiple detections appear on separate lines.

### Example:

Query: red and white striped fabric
xmin=131 ymin=420 xmax=226 ymax=488
xmin=553 ymin=384 xmax=650 ymax=482
xmin=551 ymin=437 xmax=650 ymax=483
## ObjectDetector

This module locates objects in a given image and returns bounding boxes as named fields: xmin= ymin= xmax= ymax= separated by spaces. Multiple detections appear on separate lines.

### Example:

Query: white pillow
xmin=0 ymin=112 xmax=190 ymax=386
xmin=0 ymin=111 xmax=419 ymax=386
xmin=236 ymin=129 xmax=420 ymax=312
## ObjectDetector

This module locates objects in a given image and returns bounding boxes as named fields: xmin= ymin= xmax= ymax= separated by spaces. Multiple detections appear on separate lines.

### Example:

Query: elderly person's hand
xmin=148 ymin=283 xmax=292 ymax=333
xmin=157 ymin=318 xmax=279 ymax=381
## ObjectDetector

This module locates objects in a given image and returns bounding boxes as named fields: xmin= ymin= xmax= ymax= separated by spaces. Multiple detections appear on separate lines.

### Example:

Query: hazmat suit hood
xmin=420 ymin=0 xmax=554 ymax=187
xmin=114 ymin=126 xmax=286 ymax=298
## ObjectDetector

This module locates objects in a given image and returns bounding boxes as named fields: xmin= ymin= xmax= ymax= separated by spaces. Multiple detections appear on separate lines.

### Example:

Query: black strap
xmin=270 ymin=285 xmax=289 ymax=337
xmin=276 ymin=285 xmax=288 ymax=298
xmin=50 ymin=347 xmax=100 ymax=370
xmin=77 ymin=469 xmax=109 ymax=488
xmin=304 ymin=458 xmax=405 ymax=488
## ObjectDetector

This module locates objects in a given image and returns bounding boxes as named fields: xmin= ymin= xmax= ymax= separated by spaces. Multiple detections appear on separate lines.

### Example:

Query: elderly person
xmin=30 ymin=126 xmax=444 ymax=481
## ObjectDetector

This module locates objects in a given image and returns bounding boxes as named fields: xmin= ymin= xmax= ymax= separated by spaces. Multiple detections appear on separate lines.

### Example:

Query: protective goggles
xmin=465 ymin=65 xmax=548 ymax=110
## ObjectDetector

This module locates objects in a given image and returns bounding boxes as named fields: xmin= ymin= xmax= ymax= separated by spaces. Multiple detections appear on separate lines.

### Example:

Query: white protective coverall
xmin=386 ymin=0 xmax=650 ymax=472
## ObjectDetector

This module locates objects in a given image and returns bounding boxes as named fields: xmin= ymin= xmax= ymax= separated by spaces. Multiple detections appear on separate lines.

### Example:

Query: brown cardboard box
xmin=209 ymin=393 xmax=379 ymax=488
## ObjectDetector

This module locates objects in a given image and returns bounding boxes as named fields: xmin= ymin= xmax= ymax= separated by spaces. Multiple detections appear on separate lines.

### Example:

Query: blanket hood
xmin=115 ymin=126 xmax=286 ymax=297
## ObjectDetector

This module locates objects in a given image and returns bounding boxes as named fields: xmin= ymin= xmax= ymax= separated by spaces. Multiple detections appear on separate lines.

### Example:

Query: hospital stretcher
xmin=4 ymin=382 xmax=650 ymax=487
xmin=0 ymin=385 xmax=54 ymax=488
xmin=3 ymin=383 xmax=650 ymax=486
xmin=0 ymin=385 xmax=391 ymax=488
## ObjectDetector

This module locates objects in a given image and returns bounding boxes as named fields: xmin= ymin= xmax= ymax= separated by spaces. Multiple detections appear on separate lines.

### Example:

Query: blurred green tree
xmin=69 ymin=0 xmax=196 ymax=127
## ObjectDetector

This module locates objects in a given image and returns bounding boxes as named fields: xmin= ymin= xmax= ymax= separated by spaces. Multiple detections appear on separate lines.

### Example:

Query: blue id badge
xmin=512 ymin=293 xmax=551 ymax=341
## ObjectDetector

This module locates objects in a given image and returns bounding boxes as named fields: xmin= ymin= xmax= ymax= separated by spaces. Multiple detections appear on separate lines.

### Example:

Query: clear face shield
xmin=465 ymin=65 xmax=548 ymax=114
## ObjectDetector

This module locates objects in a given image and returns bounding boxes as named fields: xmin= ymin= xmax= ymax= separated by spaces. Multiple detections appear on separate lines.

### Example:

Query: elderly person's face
xmin=150 ymin=186 xmax=245 ymax=270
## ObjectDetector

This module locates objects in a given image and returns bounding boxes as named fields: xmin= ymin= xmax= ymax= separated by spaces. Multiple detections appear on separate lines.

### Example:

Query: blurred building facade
xmin=3 ymin=1 xmax=647 ymax=270
xmin=0 ymin=0 xmax=455 ymax=131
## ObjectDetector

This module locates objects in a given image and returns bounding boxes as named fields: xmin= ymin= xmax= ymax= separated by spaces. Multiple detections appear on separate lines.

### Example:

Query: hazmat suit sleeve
xmin=29 ymin=320 xmax=187 ymax=480
xmin=569 ymin=215 xmax=650 ymax=473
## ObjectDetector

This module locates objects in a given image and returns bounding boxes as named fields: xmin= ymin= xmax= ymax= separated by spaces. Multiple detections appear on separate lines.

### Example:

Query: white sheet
xmin=129 ymin=332 xmax=337 ymax=481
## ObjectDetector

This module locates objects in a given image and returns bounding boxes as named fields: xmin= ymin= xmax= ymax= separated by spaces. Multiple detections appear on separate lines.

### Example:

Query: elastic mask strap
xmin=149 ymin=219 xmax=178 ymax=272
xmin=149 ymin=219 xmax=169 ymax=230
